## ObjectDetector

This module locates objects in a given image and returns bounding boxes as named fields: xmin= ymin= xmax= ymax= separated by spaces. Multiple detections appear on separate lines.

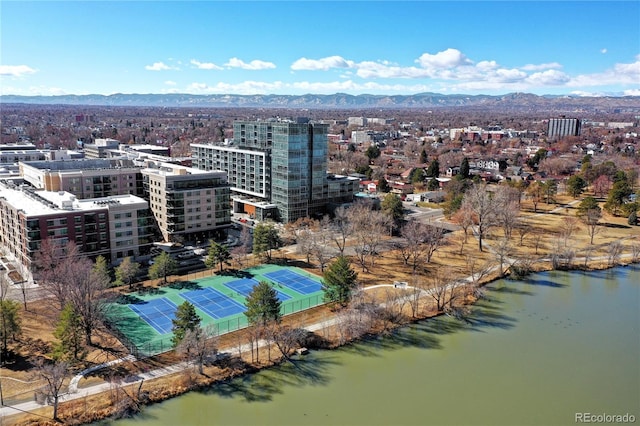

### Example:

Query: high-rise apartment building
xmin=547 ymin=118 xmax=581 ymax=138
xmin=192 ymin=120 xmax=356 ymax=223
xmin=141 ymin=162 xmax=231 ymax=243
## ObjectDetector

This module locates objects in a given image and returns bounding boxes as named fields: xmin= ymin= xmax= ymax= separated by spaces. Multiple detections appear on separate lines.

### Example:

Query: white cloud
xmin=225 ymin=58 xmax=276 ymax=70
xmin=416 ymin=48 xmax=472 ymax=69
xmin=601 ymin=48 xmax=608 ymax=54
xmin=164 ymin=80 xmax=177 ymax=86
xmin=356 ymin=61 xmax=429 ymax=79
xmin=190 ymin=59 xmax=223 ymax=70
xmin=624 ymin=88 xmax=640 ymax=96
xmin=145 ymin=62 xmax=177 ymax=71
xmin=0 ymin=65 xmax=37 ymax=77
xmin=568 ymin=57 xmax=640 ymax=87
xmin=525 ymin=69 xmax=571 ymax=85
xmin=476 ymin=61 xmax=499 ymax=72
xmin=291 ymin=56 xmax=354 ymax=71
xmin=521 ymin=62 xmax=562 ymax=71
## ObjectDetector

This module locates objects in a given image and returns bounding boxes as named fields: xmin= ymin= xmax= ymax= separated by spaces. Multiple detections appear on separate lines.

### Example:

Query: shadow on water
xmin=520 ymin=277 xmax=567 ymax=288
xmin=202 ymin=354 xmax=342 ymax=403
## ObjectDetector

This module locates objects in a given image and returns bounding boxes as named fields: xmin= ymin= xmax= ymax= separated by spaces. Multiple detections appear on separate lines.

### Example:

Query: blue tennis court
xmin=264 ymin=270 xmax=323 ymax=295
xmin=181 ymin=287 xmax=246 ymax=319
xmin=129 ymin=298 xmax=177 ymax=334
xmin=224 ymin=278 xmax=292 ymax=302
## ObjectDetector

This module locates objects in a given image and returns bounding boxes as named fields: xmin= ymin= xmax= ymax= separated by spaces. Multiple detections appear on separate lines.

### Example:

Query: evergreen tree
xmin=52 ymin=303 xmax=85 ymax=361
xmin=365 ymin=144 xmax=381 ymax=160
xmin=426 ymin=159 xmax=440 ymax=178
xmin=253 ymin=223 xmax=282 ymax=262
xmin=171 ymin=301 xmax=201 ymax=347
xmin=244 ymin=281 xmax=282 ymax=327
xmin=205 ymin=241 xmax=231 ymax=272
xmin=149 ymin=252 xmax=177 ymax=284
xmin=628 ymin=211 xmax=638 ymax=226
xmin=604 ymin=180 xmax=632 ymax=216
xmin=460 ymin=157 xmax=470 ymax=179
xmin=322 ymin=256 xmax=359 ymax=307
xmin=377 ymin=176 xmax=390 ymax=193
xmin=566 ymin=175 xmax=587 ymax=198
xmin=420 ymin=149 xmax=428 ymax=164
xmin=427 ymin=177 xmax=440 ymax=191
xmin=410 ymin=168 xmax=425 ymax=185
xmin=381 ymin=193 xmax=404 ymax=223
xmin=0 ymin=299 xmax=21 ymax=359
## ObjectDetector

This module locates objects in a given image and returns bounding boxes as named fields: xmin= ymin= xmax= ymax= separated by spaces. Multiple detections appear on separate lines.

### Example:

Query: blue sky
xmin=1 ymin=1 xmax=639 ymax=97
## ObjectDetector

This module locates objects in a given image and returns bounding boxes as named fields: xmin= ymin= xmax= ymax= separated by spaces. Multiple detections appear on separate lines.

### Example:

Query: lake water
xmin=113 ymin=266 xmax=640 ymax=426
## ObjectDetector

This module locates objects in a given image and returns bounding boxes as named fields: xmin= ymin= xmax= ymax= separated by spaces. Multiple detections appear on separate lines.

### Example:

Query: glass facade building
xmin=193 ymin=120 xmax=336 ymax=223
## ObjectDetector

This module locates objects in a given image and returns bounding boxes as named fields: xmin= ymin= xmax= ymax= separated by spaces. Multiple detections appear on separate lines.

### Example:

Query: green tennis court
xmin=106 ymin=264 xmax=325 ymax=357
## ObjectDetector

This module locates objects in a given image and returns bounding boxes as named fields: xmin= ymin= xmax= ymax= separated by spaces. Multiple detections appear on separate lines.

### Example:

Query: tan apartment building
xmin=141 ymin=162 xmax=231 ymax=243
xmin=19 ymin=158 xmax=144 ymax=199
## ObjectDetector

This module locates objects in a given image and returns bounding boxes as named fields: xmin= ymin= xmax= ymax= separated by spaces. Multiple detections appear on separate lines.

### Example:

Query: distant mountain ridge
xmin=1 ymin=92 xmax=638 ymax=111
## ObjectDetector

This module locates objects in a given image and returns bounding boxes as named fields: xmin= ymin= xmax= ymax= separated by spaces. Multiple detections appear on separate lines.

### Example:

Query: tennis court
xmin=129 ymin=298 xmax=177 ymax=334
xmin=224 ymin=277 xmax=292 ymax=302
xmin=180 ymin=287 xmax=246 ymax=319
xmin=263 ymin=269 xmax=323 ymax=295
xmin=108 ymin=264 xmax=325 ymax=356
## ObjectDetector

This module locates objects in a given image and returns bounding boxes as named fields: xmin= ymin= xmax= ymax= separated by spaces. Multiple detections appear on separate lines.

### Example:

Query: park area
xmin=105 ymin=265 xmax=325 ymax=356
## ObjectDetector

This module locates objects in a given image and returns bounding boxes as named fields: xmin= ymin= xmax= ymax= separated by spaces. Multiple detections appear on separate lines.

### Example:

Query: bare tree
xmin=494 ymin=185 xmax=521 ymax=239
xmin=551 ymin=239 xmax=575 ymax=270
xmin=31 ymin=358 xmax=69 ymax=421
xmin=33 ymin=240 xmax=82 ymax=310
xmin=399 ymin=219 xmax=429 ymax=271
xmin=607 ymin=240 xmax=623 ymax=266
xmin=464 ymin=184 xmax=499 ymax=252
xmin=231 ymin=227 xmax=252 ymax=268
xmin=427 ymin=268 xmax=460 ymax=313
xmin=331 ymin=206 xmax=352 ymax=256
xmin=450 ymin=203 xmax=475 ymax=253
xmin=177 ymin=324 xmax=219 ymax=375
xmin=14 ymin=262 xmax=31 ymax=310
xmin=423 ymin=224 xmax=446 ymax=263
xmin=349 ymin=204 xmax=386 ymax=271
xmin=583 ymin=244 xmax=596 ymax=268
xmin=515 ymin=220 xmax=532 ymax=247
xmin=631 ymin=242 xmax=640 ymax=263
xmin=560 ymin=217 xmax=580 ymax=248
xmin=310 ymin=217 xmax=334 ymax=272
xmin=0 ymin=272 xmax=9 ymax=302
xmin=67 ymin=257 xmax=111 ymax=346
xmin=270 ymin=325 xmax=306 ymax=361
xmin=493 ymin=238 xmax=514 ymax=277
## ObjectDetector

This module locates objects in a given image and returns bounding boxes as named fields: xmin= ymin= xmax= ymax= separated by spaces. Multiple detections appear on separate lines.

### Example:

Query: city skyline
xmin=1 ymin=1 xmax=639 ymax=98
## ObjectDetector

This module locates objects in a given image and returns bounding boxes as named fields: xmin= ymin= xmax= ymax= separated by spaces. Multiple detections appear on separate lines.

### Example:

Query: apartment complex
xmin=141 ymin=162 xmax=231 ymax=243
xmin=192 ymin=120 xmax=357 ymax=222
xmin=20 ymin=159 xmax=145 ymax=199
xmin=0 ymin=180 xmax=153 ymax=267
xmin=547 ymin=118 xmax=582 ymax=138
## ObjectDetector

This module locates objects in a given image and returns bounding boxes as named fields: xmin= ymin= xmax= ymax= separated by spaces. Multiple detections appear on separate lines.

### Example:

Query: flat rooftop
xmin=21 ymin=158 xmax=138 ymax=171
xmin=0 ymin=181 xmax=146 ymax=216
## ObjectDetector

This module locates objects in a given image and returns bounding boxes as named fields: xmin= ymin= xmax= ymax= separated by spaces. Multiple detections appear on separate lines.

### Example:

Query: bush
xmin=629 ymin=211 xmax=638 ymax=226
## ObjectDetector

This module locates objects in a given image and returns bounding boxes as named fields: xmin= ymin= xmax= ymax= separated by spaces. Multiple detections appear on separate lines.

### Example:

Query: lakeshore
xmin=2 ymin=194 xmax=640 ymax=425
